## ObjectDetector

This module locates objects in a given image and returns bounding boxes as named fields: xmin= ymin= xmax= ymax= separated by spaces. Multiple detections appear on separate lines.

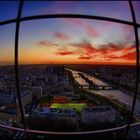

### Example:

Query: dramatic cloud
xmin=53 ymin=32 xmax=70 ymax=40
xmin=56 ymin=50 xmax=74 ymax=56
xmin=55 ymin=40 xmax=136 ymax=62
xmin=120 ymin=51 xmax=136 ymax=60
xmin=71 ymin=41 xmax=97 ymax=54
xmin=38 ymin=38 xmax=136 ymax=63
xmin=78 ymin=56 xmax=92 ymax=60
xmin=64 ymin=18 xmax=100 ymax=38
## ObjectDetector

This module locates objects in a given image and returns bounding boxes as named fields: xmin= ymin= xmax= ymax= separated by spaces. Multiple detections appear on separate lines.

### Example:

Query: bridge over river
xmin=66 ymin=68 xmax=140 ymax=114
xmin=67 ymin=68 xmax=112 ymax=90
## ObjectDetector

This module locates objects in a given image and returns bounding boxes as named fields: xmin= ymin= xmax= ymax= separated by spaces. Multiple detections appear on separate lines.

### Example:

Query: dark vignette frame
xmin=0 ymin=0 xmax=139 ymax=138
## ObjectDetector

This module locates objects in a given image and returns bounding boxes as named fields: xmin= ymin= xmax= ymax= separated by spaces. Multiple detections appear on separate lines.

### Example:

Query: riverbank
xmin=68 ymin=68 xmax=140 ymax=114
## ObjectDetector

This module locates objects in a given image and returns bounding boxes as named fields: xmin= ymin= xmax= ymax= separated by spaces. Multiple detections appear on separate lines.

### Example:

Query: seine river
xmin=67 ymin=69 xmax=140 ymax=113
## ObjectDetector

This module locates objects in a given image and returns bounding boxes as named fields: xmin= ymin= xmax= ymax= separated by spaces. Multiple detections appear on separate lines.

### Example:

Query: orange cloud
xmin=56 ymin=51 xmax=74 ymax=56
xmin=37 ymin=37 xmax=137 ymax=64
xmin=78 ymin=56 xmax=92 ymax=60
xmin=120 ymin=51 xmax=136 ymax=60
xmin=54 ymin=41 xmax=136 ymax=63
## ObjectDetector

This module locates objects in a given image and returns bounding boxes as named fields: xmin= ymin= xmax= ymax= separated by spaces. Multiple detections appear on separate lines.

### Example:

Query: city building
xmin=0 ymin=89 xmax=14 ymax=105
xmin=45 ymin=65 xmax=71 ymax=94
xmin=81 ymin=105 xmax=117 ymax=124
xmin=32 ymin=86 xmax=43 ymax=99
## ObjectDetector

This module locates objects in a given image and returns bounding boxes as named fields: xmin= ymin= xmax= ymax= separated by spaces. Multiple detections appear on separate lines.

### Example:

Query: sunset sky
xmin=0 ymin=1 xmax=140 ymax=65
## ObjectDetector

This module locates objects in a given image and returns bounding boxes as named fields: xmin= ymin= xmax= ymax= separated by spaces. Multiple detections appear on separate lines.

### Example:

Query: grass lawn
xmin=50 ymin=103 xmax=87 ymax=112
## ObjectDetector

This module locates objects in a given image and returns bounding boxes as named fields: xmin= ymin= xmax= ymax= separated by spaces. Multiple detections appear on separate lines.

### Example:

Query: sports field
xmin=50 ymin=103 xmax=87 ymax=112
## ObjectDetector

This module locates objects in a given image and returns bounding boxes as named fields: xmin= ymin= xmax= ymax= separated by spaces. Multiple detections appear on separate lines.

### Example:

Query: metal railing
xmin=0 ymin=0 xmax=139 ymax=138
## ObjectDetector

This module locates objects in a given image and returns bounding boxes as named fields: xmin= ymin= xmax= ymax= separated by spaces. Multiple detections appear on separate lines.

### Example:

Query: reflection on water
xmin=68 ymin=68 xmax=140 ymax=113
xmin=74 ymin=75 xmax=89 ymax=86
xmin=84 ymin=74 xmax=109 ymax=86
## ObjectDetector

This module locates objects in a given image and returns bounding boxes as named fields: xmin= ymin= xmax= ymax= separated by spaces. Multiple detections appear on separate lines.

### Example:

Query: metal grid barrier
xmin=0 ymin=0 xmax=139 ymax=138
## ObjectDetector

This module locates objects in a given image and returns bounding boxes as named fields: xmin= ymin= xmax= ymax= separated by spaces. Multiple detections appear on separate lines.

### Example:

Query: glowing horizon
xmin=0 ymin=1 xmax=140 ymax=66
xmin=18 ymin=18 xmax=137 ymax=65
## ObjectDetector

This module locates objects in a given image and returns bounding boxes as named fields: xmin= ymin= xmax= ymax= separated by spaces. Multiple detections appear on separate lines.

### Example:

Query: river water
xmin=67 ymin=69 xmax=140 ymax=113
